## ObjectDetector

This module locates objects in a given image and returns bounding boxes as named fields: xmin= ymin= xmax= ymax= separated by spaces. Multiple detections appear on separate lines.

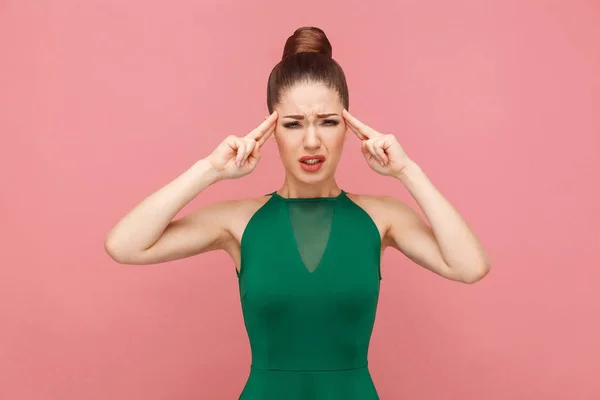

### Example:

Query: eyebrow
xmin=282 ymin=113 xmax=339 ymax=119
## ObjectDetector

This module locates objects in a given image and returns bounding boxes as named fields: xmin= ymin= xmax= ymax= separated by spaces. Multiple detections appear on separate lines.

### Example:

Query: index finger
xmin=256 ymin=124 xmax=275 ymax=147
xmin=247 ymin=111 xmax=278 ymax=142
xmin=343 ymin=109 xmax=377 ymax=140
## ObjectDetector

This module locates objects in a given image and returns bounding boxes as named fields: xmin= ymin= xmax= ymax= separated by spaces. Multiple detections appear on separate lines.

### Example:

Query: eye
xmin=282 ymin=120 xmax=339 ymax=129
xmin=283 ymin=121 xmax=301 ymax=129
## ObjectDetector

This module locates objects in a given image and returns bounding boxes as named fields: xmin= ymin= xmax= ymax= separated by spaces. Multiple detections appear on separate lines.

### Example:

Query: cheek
xmin=274 ymin=131 xmax=297 ymax=161
xmin=325 ymin=131 xmax=347 ymax=155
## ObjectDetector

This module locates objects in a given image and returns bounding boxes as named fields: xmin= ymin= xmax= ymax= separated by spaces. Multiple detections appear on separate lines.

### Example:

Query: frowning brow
xmin=282 ymin=113 xmax=339 ymax=119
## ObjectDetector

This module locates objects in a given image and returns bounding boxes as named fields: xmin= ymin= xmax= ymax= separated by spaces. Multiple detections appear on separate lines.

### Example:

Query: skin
xmin=271 ymin=82 xmax=347 ymax=198
xmin=105 ymin=81 xmax=491 ymax=284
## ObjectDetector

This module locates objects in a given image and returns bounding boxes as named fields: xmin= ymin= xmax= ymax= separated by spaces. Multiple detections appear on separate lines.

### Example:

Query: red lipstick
xmin=298 ymin=155 xmax=325 ymax=172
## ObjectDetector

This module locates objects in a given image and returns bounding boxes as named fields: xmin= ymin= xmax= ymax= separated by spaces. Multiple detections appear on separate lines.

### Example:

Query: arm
xmin=104 ymin=159 xmax=231 ymax=264
xmin=342 ymin=109 xmax=490 ymax=284
xmin=383 ymin=161 xmax=491 ymax=284
xmin=104 ymin=111 xmax=278 ymax=265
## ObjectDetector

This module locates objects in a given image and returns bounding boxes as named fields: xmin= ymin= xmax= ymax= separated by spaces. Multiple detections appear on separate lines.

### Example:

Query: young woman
xmin=105 ymin=26 xmax=490 ymax=400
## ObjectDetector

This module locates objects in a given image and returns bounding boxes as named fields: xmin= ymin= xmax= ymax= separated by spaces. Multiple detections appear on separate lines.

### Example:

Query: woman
xmin=105 ymin=26 xmax=490 ymax=399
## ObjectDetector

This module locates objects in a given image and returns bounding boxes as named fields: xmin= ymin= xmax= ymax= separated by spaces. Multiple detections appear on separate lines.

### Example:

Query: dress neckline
xmin=270 ymin=189 xmax=346 ymax=202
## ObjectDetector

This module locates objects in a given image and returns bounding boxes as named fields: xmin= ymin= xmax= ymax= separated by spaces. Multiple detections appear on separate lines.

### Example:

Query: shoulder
xmin=345 ymin=193 xmax=417 ymax=244
xmin=184 ymin=195 xmax=271 ymax=236
xmin=344 ymin=193 xmax=398 ymax=239
xmin=234 ymin=194 xmax=272 ymax=216
xmin=346 ymin=192 xmax=409 ymax=216
xmin=199 ymin=195 xmax=272 ymax=266
xmin=201 ymin=194 xmax=270 ymax=215
xmin=219 ymin=195 xmax=272 ymax=242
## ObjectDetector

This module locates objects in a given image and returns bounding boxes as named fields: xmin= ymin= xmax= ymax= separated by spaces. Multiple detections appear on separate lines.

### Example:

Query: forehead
xmin=277 ymin=82 xmax=343 ymax=114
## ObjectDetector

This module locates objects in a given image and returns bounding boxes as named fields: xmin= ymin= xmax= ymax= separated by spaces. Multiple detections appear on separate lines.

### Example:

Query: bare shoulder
xmin=218 ymin=194 xmax=272 ymax=271
xmin=224 ymin=195 xmax=272 ymax=242
xmin=345 ymin=193 xmax=414 ymax=244
xmin=345 ymin=193 xmax=392 ymax=241
xmin=346 ymin=192 xmax=407 ymax=216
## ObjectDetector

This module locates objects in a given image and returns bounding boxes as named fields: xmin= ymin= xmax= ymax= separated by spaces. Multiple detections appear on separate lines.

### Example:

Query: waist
xmin=250 ymin=362 xmax=369 ymax=372
xmin=240 ymin=363 xmax=379 ymax=399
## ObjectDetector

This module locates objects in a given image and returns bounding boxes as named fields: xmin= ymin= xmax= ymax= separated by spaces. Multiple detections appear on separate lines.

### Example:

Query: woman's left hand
xmin=343 ymin=109 xmax=413 ymax=177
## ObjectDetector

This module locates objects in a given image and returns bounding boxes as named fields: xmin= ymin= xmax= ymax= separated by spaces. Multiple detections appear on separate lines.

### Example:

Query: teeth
xmin=303 ymin=159 xmax=321 ymax=165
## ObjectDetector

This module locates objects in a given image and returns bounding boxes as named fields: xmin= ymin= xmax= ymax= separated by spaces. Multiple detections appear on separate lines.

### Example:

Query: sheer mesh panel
xmin=286 ymin=201 xmax=335 ymax=272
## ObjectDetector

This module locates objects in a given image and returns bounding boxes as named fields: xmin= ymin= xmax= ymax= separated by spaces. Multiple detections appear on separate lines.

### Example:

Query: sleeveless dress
xmin=236 ymin=190 xmax=382 ymax=399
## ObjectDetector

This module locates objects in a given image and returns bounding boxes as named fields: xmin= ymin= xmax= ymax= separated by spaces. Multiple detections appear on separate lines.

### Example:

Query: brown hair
xmin=266 ymin=27 xmax=349 ymax=113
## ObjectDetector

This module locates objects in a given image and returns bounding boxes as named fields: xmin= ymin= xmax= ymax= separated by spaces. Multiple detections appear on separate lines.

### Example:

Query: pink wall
xmin=2 ymin=0 xmax=599 ymax=398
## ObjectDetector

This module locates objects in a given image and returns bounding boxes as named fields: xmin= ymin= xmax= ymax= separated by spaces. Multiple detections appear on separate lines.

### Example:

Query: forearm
xmin=396 ymin=161 xmax=491 ymax=281
xmin=105 ymin=158 xmax=220 ymax=254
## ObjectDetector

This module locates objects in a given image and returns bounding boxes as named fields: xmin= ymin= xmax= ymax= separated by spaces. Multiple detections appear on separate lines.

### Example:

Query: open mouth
xmin=299 ymin=155 xmax=325 ymax=164
xmin=298 ymin=155 xmax=326 ymax=171
xmin=301 ymin=159 xmax=323 ymax=165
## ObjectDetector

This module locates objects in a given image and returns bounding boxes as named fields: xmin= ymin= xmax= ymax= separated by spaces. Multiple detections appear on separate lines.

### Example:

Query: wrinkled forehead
xmin=276 ymin=82 xmax=344 ymax=116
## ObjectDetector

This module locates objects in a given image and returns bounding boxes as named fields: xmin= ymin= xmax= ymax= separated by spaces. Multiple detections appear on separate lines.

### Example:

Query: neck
xmin=278 ymin=174 xmax=341 ymax=198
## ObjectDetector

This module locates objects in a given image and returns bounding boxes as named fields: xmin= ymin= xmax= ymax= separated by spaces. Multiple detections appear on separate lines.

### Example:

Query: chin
xmin=296 ymin=174 xmax=327 ymax=185
xmin=293 ymin=166 xmax=333 ymax=185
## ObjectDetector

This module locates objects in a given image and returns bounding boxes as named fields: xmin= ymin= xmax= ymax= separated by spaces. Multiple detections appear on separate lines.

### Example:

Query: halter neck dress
xmin=236 ymin=190 xmax=382 ymax=399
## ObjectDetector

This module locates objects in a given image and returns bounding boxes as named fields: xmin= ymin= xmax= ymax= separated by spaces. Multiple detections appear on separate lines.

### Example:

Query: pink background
xmin=1 ymin=0 xmax=599 ymax=399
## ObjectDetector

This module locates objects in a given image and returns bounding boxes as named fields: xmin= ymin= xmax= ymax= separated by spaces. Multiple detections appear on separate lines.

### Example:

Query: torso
xmin=230 ymin=189 xmax=383 ymax=398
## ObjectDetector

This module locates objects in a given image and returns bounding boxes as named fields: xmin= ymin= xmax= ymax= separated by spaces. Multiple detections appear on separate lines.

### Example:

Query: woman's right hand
xmin=207 ymin=111 xmax=278 ymax=181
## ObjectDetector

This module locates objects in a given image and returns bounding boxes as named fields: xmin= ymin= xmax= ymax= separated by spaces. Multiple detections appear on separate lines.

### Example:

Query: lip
xmin=298 ymin=155 xmax=326 ymax=162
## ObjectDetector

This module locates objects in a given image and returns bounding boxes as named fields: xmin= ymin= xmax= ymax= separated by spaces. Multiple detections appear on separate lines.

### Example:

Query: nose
xmin=302 ymin=125 xmax=321 ymax=150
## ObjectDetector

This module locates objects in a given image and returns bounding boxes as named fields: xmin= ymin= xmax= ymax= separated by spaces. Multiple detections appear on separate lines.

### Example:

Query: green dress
xmin=236 ymin=190 xmax=382 ymax=399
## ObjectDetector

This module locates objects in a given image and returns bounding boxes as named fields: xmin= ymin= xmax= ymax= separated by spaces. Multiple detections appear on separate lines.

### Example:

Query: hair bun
xmin=282 ymin=26 xmax=332 ymax=60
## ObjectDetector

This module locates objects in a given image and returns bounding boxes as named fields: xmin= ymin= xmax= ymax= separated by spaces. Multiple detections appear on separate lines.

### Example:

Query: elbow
xmin=104 ymin=234 xmax=133 ymax=264
xmin=461 ymin=263 xmax=491 ymax=284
